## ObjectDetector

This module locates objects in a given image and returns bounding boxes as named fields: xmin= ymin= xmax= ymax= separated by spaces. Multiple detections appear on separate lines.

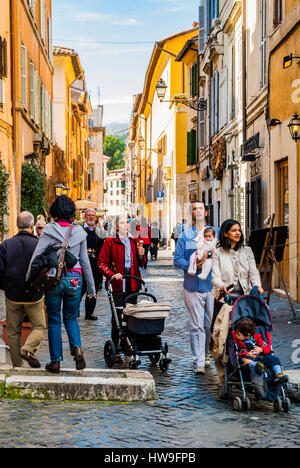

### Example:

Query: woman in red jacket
xmin=136 ymin=217 xmax=151 ymax=269
xmin=98 ymin=215 xmax=145 ymax=348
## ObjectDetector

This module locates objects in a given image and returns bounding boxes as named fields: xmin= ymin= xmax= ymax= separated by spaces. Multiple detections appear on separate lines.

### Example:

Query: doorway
xmin=278 ymin=160 xmax=289 ymax=288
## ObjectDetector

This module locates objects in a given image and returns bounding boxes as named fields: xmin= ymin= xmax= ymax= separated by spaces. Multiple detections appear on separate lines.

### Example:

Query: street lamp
xmin=288 ymin=113 xmax=300 ymax=142
xmin=283 ymin=54 xmax=300 ymax=69
xmin=55 ymin=184 xmax=70 ymax=196
xmin=156 ymin=78 xmax=168 ymax=102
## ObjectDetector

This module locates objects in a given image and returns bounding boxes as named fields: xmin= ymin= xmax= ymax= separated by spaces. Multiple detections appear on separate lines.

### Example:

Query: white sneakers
xmin=194 ymin=367 xmax=205 ymax=375
xmin=205 ymin=356 xmax=211 ymax=368
xmin=194 ymin=357 xmax=211 ymax=375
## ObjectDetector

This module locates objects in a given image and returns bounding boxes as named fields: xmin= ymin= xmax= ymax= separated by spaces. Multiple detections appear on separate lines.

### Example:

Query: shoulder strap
xmin=57 ymin=225 xmax=73 ymax=279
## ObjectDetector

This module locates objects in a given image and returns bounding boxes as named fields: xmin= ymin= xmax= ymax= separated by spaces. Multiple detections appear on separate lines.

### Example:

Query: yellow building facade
xmin=269 ymin=0 xmax=300 ymax=300
xmin=0 ymin=0 xmax=53 ymax=236
xmin=129 ymin=27 xmax=198 ymax=243
xmin=53 ymin=47 xmax=92 ymax=209
xmin=0 ymin=1 xmax=14 ymax=237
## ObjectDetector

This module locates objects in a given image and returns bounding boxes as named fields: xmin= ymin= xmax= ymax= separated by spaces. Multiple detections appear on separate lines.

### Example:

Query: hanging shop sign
xmin=210 ymin=136 xmax=227 ymax=180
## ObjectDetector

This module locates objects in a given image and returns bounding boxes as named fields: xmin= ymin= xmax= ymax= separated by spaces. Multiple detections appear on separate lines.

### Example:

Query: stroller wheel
xmin=282 ymin=398 xmax=291 ymax=413
xmin=104 ymin=340 xmax=117 ymax=368
xmin=148 ymin=353 xmax=160 ymax=365
xmin=242 ymin=398 xmax=251 ymax=411
xmin=232 ymin=397 xmax=243 ymax=412
xmin=159 ymin=358 xmax=171 ymax=373
xmin=274 ymin=397 xmax=283 ymax=413
xmin=218 ymin=386 xmax=228 ymax=400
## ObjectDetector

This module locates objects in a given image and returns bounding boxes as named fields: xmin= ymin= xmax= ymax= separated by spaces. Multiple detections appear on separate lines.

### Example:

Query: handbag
xmin=31 ymin=225 xmax=73 ymax=293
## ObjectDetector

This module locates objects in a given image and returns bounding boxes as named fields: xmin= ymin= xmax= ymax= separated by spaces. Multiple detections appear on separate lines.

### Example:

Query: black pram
xmin=104 ymin=275 xmax=172 ymax=373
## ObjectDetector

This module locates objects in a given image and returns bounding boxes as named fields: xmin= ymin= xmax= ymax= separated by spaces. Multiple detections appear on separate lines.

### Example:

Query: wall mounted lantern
xmin=283 ymin=54 xmax=300 ymax=69
xmin=156 ymin=78 xmax=168 ymax=102
xmin=288 ymin=113 xmax=300 ymax=142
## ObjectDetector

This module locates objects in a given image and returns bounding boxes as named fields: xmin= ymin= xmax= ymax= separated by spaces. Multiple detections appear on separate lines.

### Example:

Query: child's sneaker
xmin=205 ymin=356 xmax=211 ymax=368
xmin=274 ymin=373 xmax=289 ymax=384
xmin=254 ymin=362 xmax=265 ymax=376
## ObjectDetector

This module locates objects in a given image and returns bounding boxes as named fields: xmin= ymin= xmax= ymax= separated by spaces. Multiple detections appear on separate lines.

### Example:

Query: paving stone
xmin=0 ymin=252 xmax=299 ymax=448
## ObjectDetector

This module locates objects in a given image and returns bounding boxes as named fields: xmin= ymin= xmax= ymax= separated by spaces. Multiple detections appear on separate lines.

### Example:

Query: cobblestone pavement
xmin=0 ymin=252 xmax=299 ymax=448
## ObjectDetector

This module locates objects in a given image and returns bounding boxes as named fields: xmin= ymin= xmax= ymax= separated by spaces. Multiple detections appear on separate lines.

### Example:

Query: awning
xmin=75 ymin=200 xmax=97 ymax=211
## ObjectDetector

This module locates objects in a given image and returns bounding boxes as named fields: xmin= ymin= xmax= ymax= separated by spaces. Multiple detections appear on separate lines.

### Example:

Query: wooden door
xmin=278 ymin=160 xmax=289 ymax=288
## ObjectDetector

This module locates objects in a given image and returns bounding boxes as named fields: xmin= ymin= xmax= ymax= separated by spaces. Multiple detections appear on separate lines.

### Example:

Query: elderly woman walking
xmin=212 ymin=219 xmax=263 ymax=311
xmin=98 ymin=215 xmax=145 ymax=356
xmin=27 ymin=196 xmax=96 ymax=374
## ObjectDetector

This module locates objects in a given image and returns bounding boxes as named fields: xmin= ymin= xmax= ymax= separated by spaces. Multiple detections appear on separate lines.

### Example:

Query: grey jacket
xmin=26 ymin=222 xmax=96 ymax=296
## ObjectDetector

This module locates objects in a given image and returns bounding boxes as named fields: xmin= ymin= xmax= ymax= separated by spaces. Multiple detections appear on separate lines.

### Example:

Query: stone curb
xmin=0 ymin=368 xmax=158 ymax=402
xmin=285 ymin=371 xmax=300 ymax=402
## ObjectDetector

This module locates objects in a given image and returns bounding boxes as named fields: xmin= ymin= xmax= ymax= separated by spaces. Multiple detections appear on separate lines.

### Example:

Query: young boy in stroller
xmin=215 ymin=291 xmax=291 ymax=412
xmin=234 ymin=318 xmax=289 ymax=385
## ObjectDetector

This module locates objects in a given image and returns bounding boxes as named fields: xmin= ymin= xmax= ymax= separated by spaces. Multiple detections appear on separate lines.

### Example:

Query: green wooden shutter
xmin=187 ymin=131 xmax=192 ymax=166
xmin=191 ymin=129 xmax=197 ymax=165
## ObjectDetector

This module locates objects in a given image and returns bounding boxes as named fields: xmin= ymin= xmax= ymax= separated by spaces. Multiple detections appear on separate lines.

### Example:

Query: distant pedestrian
xmin=98 ymin=215 xmax=145 ymax=359
xmin=172 ymin=220 xmax=186 ymax=249
xmin=35 ymin=219 xmax=46 ymax=238
xmin=150 ymin=221 xmax=161 ymax=260
xmin=0 ymin=212 xmax=46 ymax=368
xmin=174 ymin=202 xmax=216 ymax=375
xmin=27 ymin=196 xmax=96 ymax=374
xmin=136 ymin=217 xmax=151 ymax=269
xmin=81 ymin=208 xmax=105 ymax=320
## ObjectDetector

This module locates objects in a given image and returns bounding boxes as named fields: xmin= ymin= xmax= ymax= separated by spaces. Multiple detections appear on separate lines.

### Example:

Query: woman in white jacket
xmin=212 ymin=219 xmax=264 ymax=303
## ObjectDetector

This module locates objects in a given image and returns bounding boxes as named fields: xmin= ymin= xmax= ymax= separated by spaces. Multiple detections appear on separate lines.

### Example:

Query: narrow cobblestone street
xmin=0 ymin=253 xmax=299 ymax=448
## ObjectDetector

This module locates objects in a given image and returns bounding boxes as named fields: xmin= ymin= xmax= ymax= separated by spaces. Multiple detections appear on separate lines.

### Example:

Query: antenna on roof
xmin=98 ymin=86 xmax=101 ymax=106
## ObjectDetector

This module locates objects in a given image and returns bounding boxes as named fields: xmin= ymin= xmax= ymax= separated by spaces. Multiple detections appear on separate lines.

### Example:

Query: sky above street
xmin=52 ymin=0 xmax=199 ymax=125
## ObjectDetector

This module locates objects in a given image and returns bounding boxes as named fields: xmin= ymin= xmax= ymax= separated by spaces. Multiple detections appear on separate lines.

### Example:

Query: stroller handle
xmin=108 ymin=274 xmax=146 ymax=287
xmin=125 ymin=292 xmax=157 ymax=306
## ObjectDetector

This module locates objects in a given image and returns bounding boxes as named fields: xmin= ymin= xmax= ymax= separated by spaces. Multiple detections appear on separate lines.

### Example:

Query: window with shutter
xmin=0 ymin=78 xmax=4 ymax=109
xmin=191 ymin=129 xmax=197 ymax=165
xmin=36 ymin=74 xmax=40 ymax=126
xmin=273 ymin=0 xmax=282 ymax=27
xmin=187 ymin=130 xmax=197 ymax=166
xmin=231 ymin=45 xmax=236 ymax=119
xmin=198 ymin=108 xmax=206 ymax=150
xmin=41 ymin=83 xmax=46 ymax=132
xmin=30 ymin=61 xmax=35 ymax=121
xmin=198 ymin=4 xmax=205 ymax=54
xmin=21 ymin=45 xmax=27 ymax=109
xmin=48 ymin=17 xmax=53 ymax=62
xmin=219 ymin=68 xmax=228 ymax=128
xmin=260 ymin=0 xmax=267 ymax=88
xmin=0 ymin=37 xmax=8 ymax=78
xmin=210 ymin=74 xmax=215 ymax=136
xmin=214 ymin=70 xmax=219 ymax=134
xmin=187 ymin=131 xmax=192 ymax=166
xmin=40 ymin=0 xmax=46 ymax=42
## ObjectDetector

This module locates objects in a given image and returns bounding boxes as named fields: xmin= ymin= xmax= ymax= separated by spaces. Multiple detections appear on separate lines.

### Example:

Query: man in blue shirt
xmin=174 ymin=202 xmax=217 ymax=375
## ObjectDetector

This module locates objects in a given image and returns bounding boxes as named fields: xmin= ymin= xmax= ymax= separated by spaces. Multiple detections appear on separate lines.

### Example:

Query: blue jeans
xmin=45 ymin=272 xmax=83 ymax=362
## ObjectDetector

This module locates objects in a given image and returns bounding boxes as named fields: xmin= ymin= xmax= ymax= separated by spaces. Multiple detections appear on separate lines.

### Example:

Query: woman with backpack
xmin=27 ymin=196 xmax=96 ymax=374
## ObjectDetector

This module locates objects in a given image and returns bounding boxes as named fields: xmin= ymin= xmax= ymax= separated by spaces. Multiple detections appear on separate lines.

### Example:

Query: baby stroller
xmin=218 ymin=293 xmax=291 ymax=413
xmin=104 ymin=275 xmax=172 ymax=373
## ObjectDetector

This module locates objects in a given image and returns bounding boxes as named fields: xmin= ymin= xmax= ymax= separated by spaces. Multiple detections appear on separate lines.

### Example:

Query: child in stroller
xmin=234 ymin=318 xmax=289 ymax=385
xmin=218 ymin=292 xmax=291 ymax=413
